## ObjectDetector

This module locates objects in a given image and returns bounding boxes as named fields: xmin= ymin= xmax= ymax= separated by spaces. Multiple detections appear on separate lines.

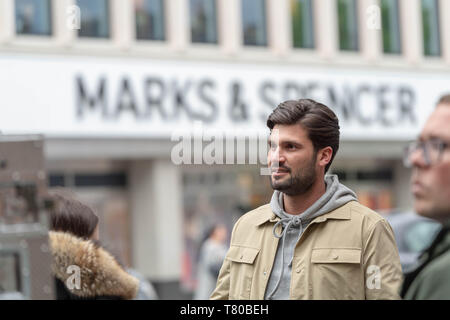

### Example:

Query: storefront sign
xmin=1 ymin=54 xmax=448 ymax=140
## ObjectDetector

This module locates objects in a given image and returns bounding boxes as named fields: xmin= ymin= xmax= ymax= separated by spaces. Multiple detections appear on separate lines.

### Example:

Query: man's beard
xmin=269 ymin=154 xmax=317 ymax=196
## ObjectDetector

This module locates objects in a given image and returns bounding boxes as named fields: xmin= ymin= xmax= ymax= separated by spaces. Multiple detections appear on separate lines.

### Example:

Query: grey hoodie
xmin=264 ymin=174 xmax=358 ymax=300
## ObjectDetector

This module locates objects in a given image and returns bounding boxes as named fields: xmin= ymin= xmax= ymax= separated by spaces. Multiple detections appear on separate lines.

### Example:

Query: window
xmin=190 ymin=0 xmax=217 ymax=43
xmin=77 ymin=0 xmax=110 ymax=38
xmin=421 ymin=0 xmax=441 ymax=56
xmin=337 ymin=0 xmax=359 ymax=51
xmin=0 ymin=252 xmax=22 ymax=295
xmin=381 ymin=0 xmax=401 ymax=54
xmin=291 ymin=0 xmax=314 ymax=49
xmin=135 ymin=0 xmax=165 ymax=41
xmin=241 ymin=0 xmax=267 ymax=46
xmin=15 ymin=0 xmax=52 ymax=36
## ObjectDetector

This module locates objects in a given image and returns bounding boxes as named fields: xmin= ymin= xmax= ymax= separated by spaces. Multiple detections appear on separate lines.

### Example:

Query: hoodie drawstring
xmin=266 ymin=216 xmax=303 ymax=300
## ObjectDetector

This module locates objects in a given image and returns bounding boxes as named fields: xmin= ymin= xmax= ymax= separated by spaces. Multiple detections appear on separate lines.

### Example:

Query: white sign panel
xmin=0 ymin=54 xmax=448 ymax=140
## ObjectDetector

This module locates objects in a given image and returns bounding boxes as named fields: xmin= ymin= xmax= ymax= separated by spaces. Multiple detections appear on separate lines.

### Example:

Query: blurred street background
xmin=0 ymin=0 xmax=449 ymax=299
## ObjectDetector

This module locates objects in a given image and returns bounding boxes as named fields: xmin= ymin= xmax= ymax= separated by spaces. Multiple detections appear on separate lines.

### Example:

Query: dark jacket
xmin=401 ymin=222 xmax=450 ymax=299
xmin=49 ymin=231 xmax=139 ymax=300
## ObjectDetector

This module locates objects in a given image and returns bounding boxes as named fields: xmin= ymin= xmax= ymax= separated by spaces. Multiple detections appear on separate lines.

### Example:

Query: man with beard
xmin=211 ymin=99 xmax=402 ymax=300
xmin=401 ymin=94 xmax=450 ymax=299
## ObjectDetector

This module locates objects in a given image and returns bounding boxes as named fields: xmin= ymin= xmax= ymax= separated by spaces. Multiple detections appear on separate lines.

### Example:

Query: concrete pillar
xmin=129 ymin=160 xmax=183 ymax=281
xmin=399 ymin=0 xmax=423 ymax=64
xmin=218 ymin=0 xmax=241 ymax=54
xmin=267 ymin=0 xmax=290 ymax=57
xmin=53 ymin=0 xmax=76 ymax=46
xmin=111 ymin=0 xmax=133 ymax=50
xmin=167 ymin=0 xmax=189 ymax=51
xmin=439 ymin=0 xmax=450 ymax=65
xmin=0 ymin=0 xmax=15 ymax=44
xmin=359 ymin=0 xmax=382 ymax=62
xmin=393 ymin=160 xmax=414 ymax=211
xmin=315 ymin=0 xmax=337 ymax=60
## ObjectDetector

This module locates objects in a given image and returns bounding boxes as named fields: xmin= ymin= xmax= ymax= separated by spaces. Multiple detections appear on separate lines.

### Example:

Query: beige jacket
xmin=211 ymin=201 xmax=402 ymax=300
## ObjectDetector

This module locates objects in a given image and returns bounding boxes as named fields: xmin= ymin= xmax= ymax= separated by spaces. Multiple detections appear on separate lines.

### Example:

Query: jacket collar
xmin=254 ymin=201 xmax=354 ymax=227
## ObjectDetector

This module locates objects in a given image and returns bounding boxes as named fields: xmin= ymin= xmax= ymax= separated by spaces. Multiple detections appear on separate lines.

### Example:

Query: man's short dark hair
xmin=437 ymin=94 xmax=450 ymax=106
xmin=267 ymin=99 xmax=340 ymax=173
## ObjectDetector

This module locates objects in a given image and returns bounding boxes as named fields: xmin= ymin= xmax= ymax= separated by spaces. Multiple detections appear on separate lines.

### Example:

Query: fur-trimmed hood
xmin=48 ymin=231 xmax=139 ymax=300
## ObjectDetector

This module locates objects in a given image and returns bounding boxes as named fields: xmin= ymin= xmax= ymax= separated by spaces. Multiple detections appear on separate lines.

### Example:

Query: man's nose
xmin=269 ymin=147 xmax=286 ymax=166
xmin=409 ymin=147 xmax=427 ymax=168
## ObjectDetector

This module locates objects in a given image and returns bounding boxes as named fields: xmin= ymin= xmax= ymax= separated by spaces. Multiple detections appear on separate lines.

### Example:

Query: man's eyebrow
xmin=286 ymin=141 xmax=303 ymax=147
xmin=429 ymin=134 xmax=445 ymax=140
xmin=270 ymin=139 xmax=303 ymax=147
xmin=419 ymin=134 xmax=444 ymax=141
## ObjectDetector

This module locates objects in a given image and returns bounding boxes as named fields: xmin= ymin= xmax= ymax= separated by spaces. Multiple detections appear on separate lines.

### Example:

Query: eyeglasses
xmin=403 ymin=138 xmax=449 ymax=168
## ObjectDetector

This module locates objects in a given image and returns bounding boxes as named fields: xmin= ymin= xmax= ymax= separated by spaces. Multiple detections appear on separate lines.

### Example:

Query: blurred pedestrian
xmin=48 ymin=190 xmax=140 ymax=300
xmin=211 ymin=99 xmax=402 ymax=300
xmin=126 ymin=268 xmax=159 ymax=300
xmin=194 ymin=224 xmax=228 ymax=300
xmin=401 ymin=94 xmax=450 ymax=299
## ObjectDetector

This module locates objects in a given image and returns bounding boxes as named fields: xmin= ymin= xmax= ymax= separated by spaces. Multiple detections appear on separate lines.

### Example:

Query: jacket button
xmin=333 ymin=255 xmax=339 ymax=260
xmin=296 ymin=268 xmax=301 ymax=273
xmin=240 ymin=255 xmax=243 ymax=260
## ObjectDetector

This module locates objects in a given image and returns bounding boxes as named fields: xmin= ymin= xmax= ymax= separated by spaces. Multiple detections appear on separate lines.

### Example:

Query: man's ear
xmin=317 ymin=146 xmax=333 ymax=168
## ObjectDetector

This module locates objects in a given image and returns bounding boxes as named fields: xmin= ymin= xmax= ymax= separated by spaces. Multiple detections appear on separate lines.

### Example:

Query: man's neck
xmin=283 ymin=179 xmax=326 ymax=215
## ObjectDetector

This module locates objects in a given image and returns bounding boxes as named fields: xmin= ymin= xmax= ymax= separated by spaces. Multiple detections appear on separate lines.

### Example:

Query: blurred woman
xmin=194 ymin=223 xmax=228 ymax=300
xmin=48 ymin=190 xmax=139 ymax=300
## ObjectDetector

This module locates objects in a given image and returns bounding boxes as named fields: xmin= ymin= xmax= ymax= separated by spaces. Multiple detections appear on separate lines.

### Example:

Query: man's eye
xmin=425 ymin=139 xmax=443 ymax=151
xmin=287 ymin=144 xmax=296 ymax=150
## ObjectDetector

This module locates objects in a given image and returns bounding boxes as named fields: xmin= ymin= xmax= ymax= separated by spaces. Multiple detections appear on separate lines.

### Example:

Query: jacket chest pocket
xmin=226 ymin=245 xmax=260 ymax=300
xmin=310 ymin=248 xmax=364 ymax=299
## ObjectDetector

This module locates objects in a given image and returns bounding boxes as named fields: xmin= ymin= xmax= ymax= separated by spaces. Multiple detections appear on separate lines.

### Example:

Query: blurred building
xmin=0 ymin=0 xmax=449 ymax=298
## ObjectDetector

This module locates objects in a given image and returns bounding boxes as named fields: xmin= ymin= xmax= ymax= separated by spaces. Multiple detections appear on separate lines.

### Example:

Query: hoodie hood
xmin=49 ymin=231 xmax=139 ymax=300
xmin=265 ymin=174 xmax=357 ymax=300
xmin=270 ymin=174 xmax=357 ymax=224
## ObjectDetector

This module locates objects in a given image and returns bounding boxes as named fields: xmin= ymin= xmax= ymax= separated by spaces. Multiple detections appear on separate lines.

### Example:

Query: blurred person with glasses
xmin=401 ymin=94 xmax=450 ymax=299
